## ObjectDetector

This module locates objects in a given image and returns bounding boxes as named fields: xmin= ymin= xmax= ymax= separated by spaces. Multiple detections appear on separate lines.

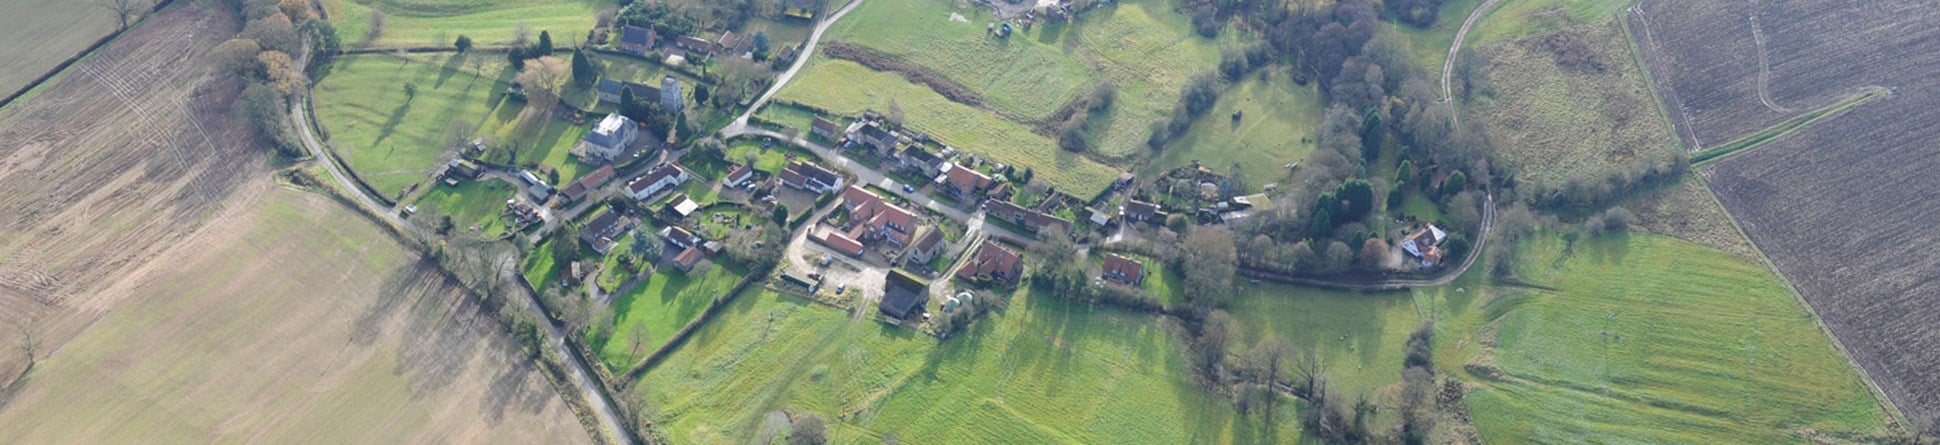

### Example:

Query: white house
xmin=576 ymin=113 xmax=638 ymax=163
xmin=625 ymin=163 xmax=689 ymax=200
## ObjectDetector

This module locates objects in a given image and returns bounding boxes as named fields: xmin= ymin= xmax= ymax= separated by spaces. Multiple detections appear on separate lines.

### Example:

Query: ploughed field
xmin=0 ymin=0 xmax=120 ymax=99
xmin=1633 ymin=0 xmax=1940 ymax=425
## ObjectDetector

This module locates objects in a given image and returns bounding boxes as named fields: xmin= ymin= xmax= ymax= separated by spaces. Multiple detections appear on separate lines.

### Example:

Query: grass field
xmin=1445 ymin=234 xmax=1891 ymax=443
xmin=408 ymin=179 xmax=517 ymax=237
xmin=313 ymin=52 xmax=594 ymax=198
xmin=0 ymin=0 xmax=118 ymax=100
xmin=820 ymin=0 xmax=1222 ymax=159
xmin=589 ymin=256 xmax=747 ymax=373
xmin=1225 ymin=283 xmax=1424 ymax=401
xmin=0 ymin=190 xmax=590 ymax=443
xmin=1389 ymin=0 xmax=1488 ymax=72
xmin=637 ymin=288 xmax=1306 ymax=444
xmin=1464 ymin=0 xmax=1633 ymax=48
xmin=1143 ymin=71 xmax=1323 ymax=189
xmin=778 ymin=57 xmax=1121 ymax=198
xmin=321 ymin=0 xmax=602 ymax=48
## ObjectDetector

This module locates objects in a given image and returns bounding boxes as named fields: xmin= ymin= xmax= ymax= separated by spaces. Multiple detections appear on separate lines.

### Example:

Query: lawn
xmin=320 ymin=0 xmax=603 ymax=49
xmin=409 ymin=179 xmax=517 ymax=237
xmin=0 ymin=0 xmax=117 ymax=100
xmin=313 ymin=52 xmax=596 ymax=198
xmin=1223 ymin=283 xmax=1425 ymax=400
xmin=821 ymin=0 xmax=1223 ymax=159
xmin=1446 ymin=234 xmax=1893 ymax=443
xmin=637 ymin=287 xmax=1307 ymax=444
xmin=777 ymin=57 xmax=1121 ymax=198
xmin=752 ymin=102 xmax=824 ymax=136
xmin=524 ymin=237 xmax=561 ymax=290
xmin=590 ymin=258 xmax=748 ymax=373
xmin=1142 ymin=71 xmax=1324 ymax=190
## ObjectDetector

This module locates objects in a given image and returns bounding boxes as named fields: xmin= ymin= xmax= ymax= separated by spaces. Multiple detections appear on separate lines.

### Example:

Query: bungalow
xmin=938 ymin=162 xmax=994 ymax=200
xmin=780 ymin=160 xmax=843 ymax=194
xmin=1100 ymin=253 xmax=1145 ymax=287
xmin=811 ymin=116 xmax=842 ymax=140
xmin=625 ymin=163 xmax=688 ymax=201
xmin=1400 ymin=224 xmax=1450 ymax=267
xmin=658 ymin=225 xmax=701 ymax=249
xmin=580 ymin=210 xmax=634 ymax=255
xmin=1123 ymin=199 xmax=1160 ymax=223
xmin=618 ymin=25 xmax=656 ymax=55
xmin=879 ymin=270 xmax=930 ymax=320
xmin=818 ymin=232 xmax=865 ymax=257
xmin=670 ymin=246 xmax=705 ymax=272
xmin=722 ymin=164 xmax=755 ymax=188
xmin=575 ymin=113 xmax=638 ymax=163
xmin=903 ymin=226 xmax=946 ymax=266
xmin=558 ymin=165 xmax=616 ymax=204
xmin=957 ymin=240 xmax=1023 ymax=286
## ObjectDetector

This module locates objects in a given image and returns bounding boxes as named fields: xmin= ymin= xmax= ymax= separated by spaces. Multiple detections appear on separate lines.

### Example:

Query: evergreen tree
xmin=454 ymin=34 xmax=472 ymax=52
xmin=692 ymin=83 xmax=710 ymax=106
xmin=536 ymin=30 xmax=554 ymax=55
xmin=1396 ymin=159 xmax=1414 ymax=186
xmin=1337 ymin=179 xmax=1375 ymax=223
xmin=618 ymin=86 xmax=637 ymax=120
xmin=570 ymin=48 xmax=597 ymax=86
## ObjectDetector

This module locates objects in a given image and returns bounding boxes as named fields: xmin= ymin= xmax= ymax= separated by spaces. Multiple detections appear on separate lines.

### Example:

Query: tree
xmin=454 ymin=34 xmax=473 ymax=52
xmin=553 ymin=225 xmax=583 ymax=266
xmin=243 ymin=13 xmax=299 ymax=54
xmin=885 ymin=99 xmax=905 ymax=129
xmin=1322 ymin=240 xmax=1354 ymax=274
xmin=278 ymin=0 xmax=316 ymax=21
xmin=257 ymin=50 xmax=306 ymax=95
xmin=1336 ymin=178 xmax=1375 ymax=223
xmin=570 ymin=48 xmax=598 ymax=87
xmin=1180 ymin=227 xmax=1237 ymax=304
xmin=516 ymin=56 xmax=569 ymax=112
xmin=692 ymin=83 xmax=710 ymax=107
xmin=1357 ymin=237 xmax=1390 ymax=270
xmin=788 ymin=412 xmax=828 ymax=445
xmin=752 ymin=32 xmax=770 ymax=58
xmin=628 ymin=321 xmax=651 ymax=359
xmin=771 ymin=204 xmax=789 ymax=226
xmin=1395 ymin=159 xmax=1414 ymax=185
xmin=213 ymin=39 xmax=262 ymax=77
xmin=536 ymin=30 xmax=555 ymax=55
xmin=1195 ymin=310 xmax=1237 ymax=373
xmin=99 ymin=0 xmax=143 ymax=31
xmin=297 ymin=20 xmax=341 ymax=71
xmin=512 ymin=21 xmax=532 ymax=47
xmin=1247 ymin=335 xmax=1293 ymax=418
xmin=16 ymin=324 xmax=40 ymax=369
xmin=631 ymin=231 xmax=663 ymax=262
xmin=366 ymin=7 xmax=387 ymax=41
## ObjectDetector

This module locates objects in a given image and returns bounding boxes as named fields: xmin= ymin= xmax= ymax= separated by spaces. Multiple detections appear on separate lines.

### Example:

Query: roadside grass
xmin=777 ymin=57 xmax=1120 ymax=198
xmin=314 ymin=53 xmax=596 ymax=198
xmin=1142 ymin=71 xmax=1323 ymax=189
xmin=1447 ymin=234 xmax=1892 ymax=443
xmin=524 ymin=238 xmax=560 ymax=290
xmin=0 ymin=0 xmax=116 ymax=99
xmin=320 ymin=0 xmax=602 ymax=49
xmin=638 ymin=287 xmax=1307 ymax=444
xmin=822 ymin=0 xmax=1222 ymax=159
xmin=590 ymin=256 xmax=748 ymax=373
xmin=1465 ymin=17 xmax=1680 ymax=190
xmin=408 ymin=179 xmax=516 ymax=237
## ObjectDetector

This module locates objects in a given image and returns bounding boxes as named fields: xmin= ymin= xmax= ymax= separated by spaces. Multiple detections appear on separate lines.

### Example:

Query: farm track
xmin=1442 ymin=0 xmax=1505 ymax=102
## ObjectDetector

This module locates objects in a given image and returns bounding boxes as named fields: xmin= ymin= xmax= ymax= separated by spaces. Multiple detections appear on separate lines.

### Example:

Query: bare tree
xmin=512 ymin=21 xmax=533 ymax=47
xmin=514 ymin=56 xmax=569 ymax=136
xmin=628 ymin=322 xmax=651 ymax=360
xmin=366 ymin=7 xmax=388 ymax=41
xmin=16 ymin=324 xmax=40 ymax=370
xmin=99 ymin=0 xmax=144 ymax=31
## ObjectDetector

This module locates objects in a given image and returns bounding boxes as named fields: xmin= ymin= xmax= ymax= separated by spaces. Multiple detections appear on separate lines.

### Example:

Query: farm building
xmin=957 ymin=240 xmax=1023 ymax=286
xmin=937 ymin=163 xmax=995 ymax=200
xmin=659 ymin=225 xmax=701 ymax=250
xmin=879 ymin=270 xmax=931 ymax=321
xmin=722 ymin=164 xmax=755 ymax=188
xmin=626 ymin=163 xmax=689 ymax=200
xmin=558 ymin=165 xmax=617 ymax=204
xmin=780 ymin=160 xmax=843 ymax=194
xmin=580 ymin=210 xmax=634 ymax=255
xmin=618 ymin=25 xmax=656 ymax=55
xmin=575 ymin=113 xmax=639 ymax=164
xmin=903 ymin=227 xmax=946 ymax=266
xmin=1100 ymin=253 xmax=1145 ymax=287
xmin=811 ymin=117 xmax=843 ymax=140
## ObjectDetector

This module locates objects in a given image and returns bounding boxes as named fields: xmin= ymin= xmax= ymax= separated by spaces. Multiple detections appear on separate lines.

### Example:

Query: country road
xmin=1443 ymin=0 xmax=1505 ymax=102
xmin=733 ymin=0 xmax=864 ymax=128
xmin=291 ymin=43 xmax=636 ymax=445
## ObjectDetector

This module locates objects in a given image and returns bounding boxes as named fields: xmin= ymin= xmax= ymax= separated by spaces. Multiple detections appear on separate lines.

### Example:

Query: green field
xmin=313 ymin=53 xmax=594 ymax=198
xmin=1224 ymin=283 xmax=1427 ymax=401
xmin=409 ymin=179 xmax=518 ymax=237
xmin=321 ymin=0 xmax=602 ymax=48
xmin=778 ymin=57 xmax=1120 ymax=198
xmin=1143 ymin=72 xmax=1323 ymax=188
xmin=638 ymin=287 xmax=1305 ymax=444
xmin=1446 ymin=234 xmax=1892 ymax=443
xmin=590 ymin=255 xmax=747 ymax=372
xmin=0 ymin=0 xmax=118 ymax=100
xmin=1389 ymin=0 xmax=1488 ymax=72
xmin=1465 ymin=0 xmax=1633 ymax=48
xmin=821 ymin=0 xmax=1222 ymax=159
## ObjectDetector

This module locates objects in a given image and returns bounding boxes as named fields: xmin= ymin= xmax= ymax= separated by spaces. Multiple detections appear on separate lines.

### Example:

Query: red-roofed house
xmin=671 ymin=246 xmax=705 ymax=272
xmin=1100 ymin=253 xmax=1145 ymax=286
xmin=957 ymin=240 xmax=1023 ymax=286
xmin=842 ymin=185 xmax=919 ymax=246
xmin=940 ymin=163 xmax=995 ymax=200
xmin=819 ymin=232 xmax=865 ymax=257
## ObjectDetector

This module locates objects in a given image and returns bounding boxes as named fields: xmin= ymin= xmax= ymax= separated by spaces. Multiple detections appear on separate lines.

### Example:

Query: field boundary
xmin=1690 ymin=86 xmax=1886 ymax=166
xmin=1618 ymin=2 xmax=1689 ymax=154
xmin=0 ymin=0 xmax=183 ymax=111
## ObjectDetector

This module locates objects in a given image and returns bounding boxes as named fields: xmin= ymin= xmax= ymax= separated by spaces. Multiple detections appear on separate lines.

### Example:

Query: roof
xmin=660 ymin=225 xmax=700 ymax=246
xmin=619 ymin=25 xmax=654 ymax=45
xmin=911 ymin=226 xmax=944 ymax=252
xmin=984 ymin=200 xmax=1027 ymax=220
xmin=861 ymin=122 xmax=895 ymax=142
xmin=879 ymin=270 xmax=930 ymax=319
xmin=821 ymin=232 xmax=864 ymax=256
xmin=944 ymin=163 xmax=993 ymax=191
xmin=812 ymin=117 xmax=842 ymax=134
xmin=672 ymin=198 xmax=700 ymax=216
xmin=672 ymin=246 xmax=704 ymax=269
xmin=1101 ymin=253 xmax=1143 ymax=284
xmin=1125 ymin=199 xmax=1158 ymax=219
xmin=581 ymin=210 xmax=630 ymax=248
xmin=724 ymin=164 xmax=753 ymax=183
xmin=842 ymin=185 xmax=879 ymax=208
xmin=561 ymin=165 xmax=617 ymax=201
xmin=957 ymin=240 xmax=1022 ymax=283
xmin=778 ymin=168 xmax=805 ymax=188
xmin=628 ymin=164 xmax=686 ymax=194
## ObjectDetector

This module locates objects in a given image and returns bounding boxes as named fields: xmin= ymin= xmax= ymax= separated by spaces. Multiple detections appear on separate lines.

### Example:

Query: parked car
xmin=902 ymin=184 xmax=915 ymax=193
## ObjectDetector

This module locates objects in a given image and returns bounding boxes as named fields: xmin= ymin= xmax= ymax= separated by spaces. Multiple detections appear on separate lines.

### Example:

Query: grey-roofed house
xmin=575 ymin=113 xmax=638 ymax=163
xmin=618 ymin=25 xmax=656 ymax=55
xmin=580 ymin=210 xmax=634 ymax=254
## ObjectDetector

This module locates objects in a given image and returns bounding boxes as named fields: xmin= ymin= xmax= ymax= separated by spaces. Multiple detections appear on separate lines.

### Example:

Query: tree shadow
xmin=436 ymin=53 xmax=463 ymax=89
xmin=371 ymin=95 xmax=414 ymax=148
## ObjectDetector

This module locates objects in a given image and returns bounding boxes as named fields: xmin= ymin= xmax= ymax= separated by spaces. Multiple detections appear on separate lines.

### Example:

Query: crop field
xmin=637 ymin=288 xmax=1305 ymax=444
xmin=0 ymin=2 xmax=264 ymax=381
xmin=1636 ymin=0 xmax=1940 ymax=424
xmin=0 ymin=190 xmax=591 ymax=443
xmin=0 ymin=0 xmax=119 ymax=100
xmin=313 ymin=52 xmax=593 ymax=198
xmin=820 ymin=0 xmax=1221 ymax=159
xmin=321 ymin=0 xmax=602 ymax=48
xmin=777 ymin=57 xmax=1121 ymax=197
xmin=589 ymin=257 xmax=747 ymax=372
xmin=1465 ymin=16 xmax=1680 ymax=189
xmin=1142 ymin=71 xmax=1322 ymax=189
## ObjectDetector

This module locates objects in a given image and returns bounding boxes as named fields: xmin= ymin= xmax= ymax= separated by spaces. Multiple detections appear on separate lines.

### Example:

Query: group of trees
xmin=217 ymin=0 xmax=334 ymax=158
xmin=506 ymin=29 xmax=556 ymax=67
xmin=1056 ymin=81 xmax=1118 ymax=153
xmin=1028 ymin=231 xmax=1161 ymax=311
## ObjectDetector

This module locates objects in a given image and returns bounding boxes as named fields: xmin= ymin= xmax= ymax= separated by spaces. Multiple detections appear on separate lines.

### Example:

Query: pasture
xmin=408 ymin=178 xmax=519 ymax=238
xmin=0 ymin=190 xmax=591 ymax=444
xmin=1388 ymin=0 xmax=1487 ymax=72
xmin=636 ymin=288 xmax=1306 ymax=444
xmin=1465 ymin=16 xmax=1680 ymax=189
xmin=313 ymin=52 xmax=593 ymax=199
xmin=821 ymin=0 xmax=1222 ymax=160
xmin=1143 ymin=72 xmax=1323 ymax=189
xmin=320 ymin=0 xmax=602 ymax=48
xmin=589 ymin=254 xmax=748 ymax=372
xmin=777 ymin=57 xmax=1121 ymax=198
xmin=1446 ymin=234 xmax=1892 ymax=443
xmin=0 ymin=0 xmax=119 ymax=101
xmin=1225 ymin=283 xmax=1424 ymax=402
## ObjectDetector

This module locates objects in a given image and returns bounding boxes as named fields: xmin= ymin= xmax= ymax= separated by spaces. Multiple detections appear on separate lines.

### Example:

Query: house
xmin=879 ymin=270 xmax=930 ymax=320
xmin=722 ymin=164 xmax=755 ymax=188
xmin=842 ymin=185 xmax=919 ymax=247
xmin=898 ymin=145 xmax=942 ymax=173
xmin=671 ymin=246 xmax=705 ymax=272
xmin=983 ymin=200 xmax=1072 ymax=234
xmin=818 ymin=232 xmax=865 ymax=257
xmin=716 ymin=31 xmax=739 ymax=54
xmin=1100 ymin=253 xmax=1145 ymax=286
xmin=957 ymin=240 xmax=1023 ymax=286
xmin=857 ymin=121 xmax=899 ymax=152
xmin=1123 ymin=199 xmax=1160 ymax=223
xmin=938 ymin=163 xmax=994 ymax=200
xmin=903 ymin=226 xmax=946 ymax=266
xmin=811 ymin=116 xmax=842 ymax=140
xmin=676 ymin=35 xmax=713 ymax=55
xmin=780 ymin=160 xmax=843 ymax=194
xmin=618 ymin=25 xmax=656 ymax=55
xmin=559 ymin=165 xmax=617 ymax=204
xmin=625 ymin=163 xmax=689 ymax=200
xmin=580 ymin=210 xmax=634 ymax=255
xmin=658 ymin=225 xmax=701 ymax=249
xmin=1401 ymin=224 xmax=1450 ymax=267
xmin=575 ymin=113 xmax=639 ymax=163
